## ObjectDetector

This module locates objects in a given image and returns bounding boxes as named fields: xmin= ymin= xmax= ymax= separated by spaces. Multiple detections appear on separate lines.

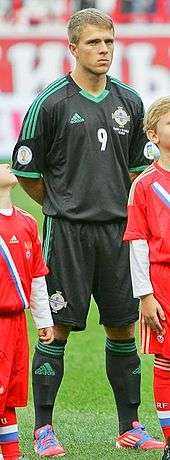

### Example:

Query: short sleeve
xmin=12 ymin=102 xmax=51 ymax=178
xmin=124 ymin=179 xmax=150 ymax=240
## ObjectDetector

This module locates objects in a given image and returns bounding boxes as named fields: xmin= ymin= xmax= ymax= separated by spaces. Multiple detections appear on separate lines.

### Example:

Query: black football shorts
xmin=43 ymin=217 xmax=139 ymax=331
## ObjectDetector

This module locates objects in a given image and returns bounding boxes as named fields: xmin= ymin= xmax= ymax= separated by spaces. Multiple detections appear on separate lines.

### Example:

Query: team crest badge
xmin=112 ymin=107 xmax=130 ymax=127
xmin=157 ymin=334 xmax=165 ymax=344
xmin=50 ymin=291 xmax=67 ymax=313
xmin=24 ymin=241 xmax=32 ymax=259
xmin=17 ymin=146 xmax=32 ymax=165
xmin=24 ymin=241 xmax=32 ymax=250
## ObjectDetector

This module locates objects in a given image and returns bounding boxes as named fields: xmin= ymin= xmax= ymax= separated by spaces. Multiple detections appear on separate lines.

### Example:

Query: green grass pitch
xmin=11 ymin=185 xmax=164 ymax=459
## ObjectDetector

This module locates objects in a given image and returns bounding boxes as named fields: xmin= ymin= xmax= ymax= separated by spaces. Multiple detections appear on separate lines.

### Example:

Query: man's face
xmin=0 ymin=164 xmax=18 ymax=188
xmin=70 ymin=24 xmax=114 ymax=76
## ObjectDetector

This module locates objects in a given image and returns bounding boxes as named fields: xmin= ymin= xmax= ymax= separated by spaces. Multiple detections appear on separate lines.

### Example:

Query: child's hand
xmin=38 ymin=327 xmax=54 ymax=344
xmin=140 ymin=294 xmax=166 ymax=334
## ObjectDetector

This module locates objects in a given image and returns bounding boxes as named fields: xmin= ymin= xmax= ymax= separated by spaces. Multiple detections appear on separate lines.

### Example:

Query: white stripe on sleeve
xmin=30 ymin=276 xmax=53 ymax=329
xmin=130 ymin=240 xmax=153 ymax=298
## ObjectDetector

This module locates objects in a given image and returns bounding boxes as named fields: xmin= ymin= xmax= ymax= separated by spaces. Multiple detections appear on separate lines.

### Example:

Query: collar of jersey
xmin=154 ymin=161 xmax=170 ymax=178
xmin=68 ymin=73 xmax=110 ymax=103
xmin=79 ymin=88 xmax=109 ymax=102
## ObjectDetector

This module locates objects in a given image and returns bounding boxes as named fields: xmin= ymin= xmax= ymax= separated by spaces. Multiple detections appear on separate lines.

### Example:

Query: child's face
xmin=0 ymin=164 xmax=18 ymax=188
xmin=155 ymin=111 xmax=170 ymax=151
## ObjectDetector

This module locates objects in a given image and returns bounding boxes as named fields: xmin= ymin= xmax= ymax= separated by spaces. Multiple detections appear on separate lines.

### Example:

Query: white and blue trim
xmin=157 ymin=410 xmax=170 ymax=427
xmin=0 ymin=235 xmax=29 ymax=309
xmin=152 ymin=182 xmax=170 ymax=208
xmin=0 ymin=423 xmax=18 ymax=443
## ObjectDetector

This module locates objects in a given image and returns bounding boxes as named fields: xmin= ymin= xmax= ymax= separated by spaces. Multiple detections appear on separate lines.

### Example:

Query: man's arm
xmin=18 ymin=177 xmax=46 ymax=206
xmin=129 ymin=171 xmax=141 ymax=183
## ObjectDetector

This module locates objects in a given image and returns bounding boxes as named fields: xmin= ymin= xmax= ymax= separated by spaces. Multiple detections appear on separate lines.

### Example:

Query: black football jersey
xmin=12 ymin=74 xmax=148 ymax=221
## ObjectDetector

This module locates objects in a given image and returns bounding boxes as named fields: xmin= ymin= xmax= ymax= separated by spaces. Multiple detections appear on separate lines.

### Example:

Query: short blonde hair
xmin=67 ymin=8 xmax=114 ymax=44
xmin=143 ymin=96 xmax=170 ymax=132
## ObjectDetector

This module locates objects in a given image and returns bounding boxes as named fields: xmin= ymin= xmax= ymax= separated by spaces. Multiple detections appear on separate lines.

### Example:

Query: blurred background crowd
xmin=0 ymin=0 xmax=169 ymax=26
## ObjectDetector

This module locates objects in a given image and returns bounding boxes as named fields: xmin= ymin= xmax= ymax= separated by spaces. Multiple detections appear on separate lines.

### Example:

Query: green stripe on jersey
xmin=11 ymin=169 xmax=41 ymax=178
xmin=129 ymin=165 xmax=148 ymax=172
xmin=110 ymin=78 xmax=140 ymax=97
xmin=43 ymin=216 xmax=52 ymax=263
xmin=22 ymin=76 xmax=69 ymax=140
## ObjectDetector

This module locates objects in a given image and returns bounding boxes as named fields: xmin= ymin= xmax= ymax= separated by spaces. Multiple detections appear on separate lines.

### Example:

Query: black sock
xmin=32 ymin=339 xmax=67 ymax=431
xmin=105 ymin=337 xmax=141 ymax=435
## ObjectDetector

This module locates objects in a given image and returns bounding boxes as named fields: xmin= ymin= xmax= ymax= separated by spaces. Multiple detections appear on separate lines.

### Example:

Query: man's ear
xmin=69 ymin=42 xmax=78 ymax=58
xmin=147 ymin=129 xmax=159 ymax=145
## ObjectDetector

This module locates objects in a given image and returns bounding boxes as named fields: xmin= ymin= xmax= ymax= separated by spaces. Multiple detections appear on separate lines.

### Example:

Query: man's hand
xmin=38 ymin=327 xmax=54 ymax=344
xmin=140 ymin=293 xmax=166 ymax=334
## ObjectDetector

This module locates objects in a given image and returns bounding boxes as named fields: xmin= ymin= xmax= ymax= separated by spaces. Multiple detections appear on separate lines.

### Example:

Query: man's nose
xmin=99 ymin=41 xmax=108 ymax=53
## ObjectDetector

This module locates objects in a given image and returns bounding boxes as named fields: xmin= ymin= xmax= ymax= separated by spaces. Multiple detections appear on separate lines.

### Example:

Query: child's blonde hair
xmin=143 ymin=96 xmax=170 ymax=132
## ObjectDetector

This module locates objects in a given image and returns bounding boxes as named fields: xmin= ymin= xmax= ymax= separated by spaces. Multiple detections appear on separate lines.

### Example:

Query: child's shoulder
xmin=15 ymin=207 xmax=37 ymax=225
xmin=133 ymin=164 xmax=157 ymax=189
xmin=129 ymin=164 xmax=157 ymax=204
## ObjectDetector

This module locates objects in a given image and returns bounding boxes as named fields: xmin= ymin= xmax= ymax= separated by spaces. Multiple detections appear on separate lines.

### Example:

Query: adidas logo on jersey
xmin=35 ymin=363 xmax=55 ymax=376
xmin=70 ymin=112 xmax=85 ymax=124
xmin=9 ymin=235 xmax=19 ymax=244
